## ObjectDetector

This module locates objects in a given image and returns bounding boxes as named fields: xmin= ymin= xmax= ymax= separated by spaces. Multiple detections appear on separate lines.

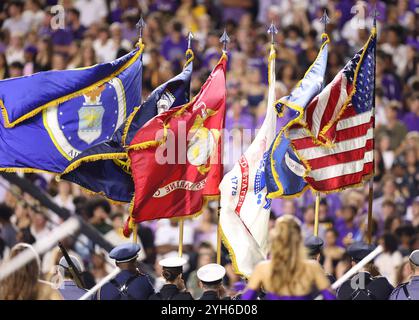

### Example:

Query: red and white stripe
xmin=289 ymin=105 xmax=374 ymax=192
xmin=303 ymin=71 xmax=353 ymax=140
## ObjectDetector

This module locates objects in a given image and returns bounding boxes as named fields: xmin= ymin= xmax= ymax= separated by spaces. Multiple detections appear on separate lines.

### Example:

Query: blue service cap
xmin=109 ymin=243 xmax=141 ymax=262
xmin=347 ymin=242 xmax=375 ymax=262
xmin=304 ymin=235 xmax=324 ymax=256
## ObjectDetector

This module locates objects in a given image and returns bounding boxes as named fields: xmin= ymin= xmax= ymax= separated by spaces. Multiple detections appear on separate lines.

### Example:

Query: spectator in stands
xmin=0 ymin=52 xmax=9 ymax=79
xmin=0 ymin=243 xmax=62 ymax=299
xmin=335 ymin=206 xmax=361 ymax=248
xmin=2 ymin=1 xmax=31 ymax=35
xmin=323 ymin=228 xmax=345 ymax=276
xmin=193 ymin=207 xmax=217 ymax=250
xmin=74 ymin=0 xmax=108 ymax=27
xmin=54 ymin=181 xmax=75 ymax=213
xmin=402 ymin=93 xmax=419 ymax=132
xmin=160 ymin=20 xmax=188 ymax=64
xmin=67 ymin=8 xmax=86 ymax=41
xmin=29 ymin=210 xmax=50 ymax=241
xmin=91 ymin=251 xmax=108 ymax=283
xmin=377 ymin=102 xmax=408 ymax=151
xmin=87 ymin=198 xmax=112 ymax=235
xmin=155 ymin=219 xmax=193 ymax=261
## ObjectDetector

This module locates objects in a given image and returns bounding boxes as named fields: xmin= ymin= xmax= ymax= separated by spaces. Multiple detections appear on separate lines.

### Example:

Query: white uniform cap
xmin=197 ymin=263 xmax=226 ymax=283
xmin=159 ymin=256 xmax=187 ymax=268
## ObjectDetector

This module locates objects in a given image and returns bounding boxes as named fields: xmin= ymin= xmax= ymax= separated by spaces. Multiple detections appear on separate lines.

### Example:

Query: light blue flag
xmin=265 ymin=36 xmax=329 ymax=198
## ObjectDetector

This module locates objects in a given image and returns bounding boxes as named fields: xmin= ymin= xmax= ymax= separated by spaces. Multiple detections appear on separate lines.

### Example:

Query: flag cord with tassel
xmin=216 ymin=29 xmax=230 ymax=265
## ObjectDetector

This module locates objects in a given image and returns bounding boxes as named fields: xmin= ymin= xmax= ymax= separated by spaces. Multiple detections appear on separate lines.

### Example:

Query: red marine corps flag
xmin=123 ymin=54 xmax=227 ymax=233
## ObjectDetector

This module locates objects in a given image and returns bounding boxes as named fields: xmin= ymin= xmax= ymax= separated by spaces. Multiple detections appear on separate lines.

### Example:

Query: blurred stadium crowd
xmin=0 ymin=0 xmax=418 ymax=298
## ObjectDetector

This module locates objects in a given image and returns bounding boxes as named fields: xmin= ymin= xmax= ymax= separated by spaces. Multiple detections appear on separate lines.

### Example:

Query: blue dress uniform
xmin=148 ymin=257 xmax=194 ymax=300
xmin=336 ymin=242 xmax=394 ymax=300
xmin=390 ymin=250 xmax=419 ymax=300
xmin=95 ymin=243 xmax=154 ymax=300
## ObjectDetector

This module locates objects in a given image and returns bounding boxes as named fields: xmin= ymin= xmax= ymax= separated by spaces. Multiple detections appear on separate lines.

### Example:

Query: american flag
xmin=289 ymin=32 xmax=376 ymax=192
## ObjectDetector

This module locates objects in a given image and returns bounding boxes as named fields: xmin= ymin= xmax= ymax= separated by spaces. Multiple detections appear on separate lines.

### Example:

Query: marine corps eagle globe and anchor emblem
xmin=187 ymin=102 xmax=221 ymax=175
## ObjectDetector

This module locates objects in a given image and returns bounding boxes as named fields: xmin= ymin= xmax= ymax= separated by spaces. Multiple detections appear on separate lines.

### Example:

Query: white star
xmin=61 ymin=125 xmax=65 ymax=129
xmin=59 ymin=112 xmax=63 ymax=116
xmin=114 ymin=110 xmax=117 ymax=114
xmin=68 ymin=136 xmax=71 ymax=140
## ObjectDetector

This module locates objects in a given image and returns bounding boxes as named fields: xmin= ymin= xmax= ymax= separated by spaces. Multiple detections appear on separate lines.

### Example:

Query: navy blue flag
xmin=59 ymin=54 xmax=194 ymax=203
xmin=0 ymin=44 xmax=144 ymax=173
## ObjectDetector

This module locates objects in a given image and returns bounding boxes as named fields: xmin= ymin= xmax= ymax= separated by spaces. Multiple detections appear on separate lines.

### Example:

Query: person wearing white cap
xmin=196 ymin=263 xmax=229 ymax=300
xmin=390 ymin=250 xmax=419 ymax=300
xmin=149 ymin=257 xmax=194 ymax=300
xmin=57 ymin=255 xmax=87 ymax=300
xmin=95 ymin=243 xmax=154 ymax=300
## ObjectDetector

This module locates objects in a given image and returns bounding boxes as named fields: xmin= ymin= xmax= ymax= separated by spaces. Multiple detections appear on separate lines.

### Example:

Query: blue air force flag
xmin=0 ymin=45 xmax=144 ymax=173
xmin=59 ymin=57 xmax=193 ymax=202
xmin=265 ymin=35 xmax=329 ymax=198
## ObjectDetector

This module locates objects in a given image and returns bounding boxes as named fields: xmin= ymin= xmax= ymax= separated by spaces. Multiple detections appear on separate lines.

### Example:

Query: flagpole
xmin=367 ymin=180 xmax=374 ymax=244
xmin=177 ymin=32 xmax=194 ymax=258
xmin=216 ymin=29 xmax=230 ymax=265
xmin=178 ymin=219 xmax=184 ymax=257
xmin=216 ymin=207 xmax=222 ymax=264
xmin=133 ymin=223 xmax=138 ymax=244
xmin=314 ymin=192 xmax=321 ymax=236
xmin=367 ymin=9 xmax=378 ymax=245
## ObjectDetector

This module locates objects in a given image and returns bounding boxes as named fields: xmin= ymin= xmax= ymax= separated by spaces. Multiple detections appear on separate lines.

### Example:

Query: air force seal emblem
xmin=43 ymin=79 xmax=126 ymax=160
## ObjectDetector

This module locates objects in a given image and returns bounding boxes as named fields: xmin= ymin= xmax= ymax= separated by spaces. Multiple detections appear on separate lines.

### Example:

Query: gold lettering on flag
xmin=153 ymin=179 xmax=207 ymax=198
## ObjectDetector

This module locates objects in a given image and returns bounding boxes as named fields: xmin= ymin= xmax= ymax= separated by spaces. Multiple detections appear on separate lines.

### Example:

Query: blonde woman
xmin=0 ymin=243 xmax=62 ymax=300
xmin=242 ymin=215 xmax=335 ymax=300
